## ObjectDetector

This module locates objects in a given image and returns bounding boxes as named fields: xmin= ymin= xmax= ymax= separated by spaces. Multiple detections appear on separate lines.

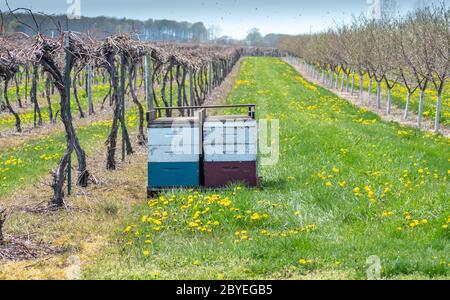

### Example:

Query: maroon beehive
xmin=204 ymin=161 xmax=257 ymax=187
xmin=203 ymin=115 xmax=258 ymax=188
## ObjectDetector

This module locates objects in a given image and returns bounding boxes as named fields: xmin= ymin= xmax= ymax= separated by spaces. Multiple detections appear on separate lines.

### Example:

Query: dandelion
xmin=219 ymin=197 xmax=232 ymax=207
xmin=325 ymin=181 xmax=333 ymax=187
xmin=193 ymin=260 xmax=201 ymax=266
xmin=298 ymin=259 xmax=312 ymax=265
xmin=250 ymin=213 xmax=262 ymax=221
xmin=143 ymin=250 xmax=149 ymax=257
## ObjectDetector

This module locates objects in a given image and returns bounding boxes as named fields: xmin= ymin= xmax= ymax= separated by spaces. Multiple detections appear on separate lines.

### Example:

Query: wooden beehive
xmin=203 ymin=115 xmax=258 ymax=187
xmin=148 ymin=116 xmax=200 ymax=189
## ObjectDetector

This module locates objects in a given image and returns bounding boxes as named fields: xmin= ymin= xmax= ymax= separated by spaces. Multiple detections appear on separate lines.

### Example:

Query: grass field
xmin=82 ymin=57 xmax=449 ymax=280
xmin=0 ymin=84 xmax=111 ymax=130
xmin=0 ymin=110 xmax=142 ymax=197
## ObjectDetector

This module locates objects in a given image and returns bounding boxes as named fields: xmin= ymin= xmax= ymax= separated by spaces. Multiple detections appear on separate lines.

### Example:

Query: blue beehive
xmin=148 ymin=116 xmax=200 ymax=189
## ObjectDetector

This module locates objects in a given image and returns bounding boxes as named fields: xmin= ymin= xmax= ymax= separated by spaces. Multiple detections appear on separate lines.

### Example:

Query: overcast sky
xmin=1 ymin=0 xmax=448 ymax=39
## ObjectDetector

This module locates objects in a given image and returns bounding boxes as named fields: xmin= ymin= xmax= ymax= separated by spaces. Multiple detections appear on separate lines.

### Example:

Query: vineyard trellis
xmin=278 ymin=4 xmax=450 ymax=132
xmin=0 ymin=9 xmax=283 ymax=209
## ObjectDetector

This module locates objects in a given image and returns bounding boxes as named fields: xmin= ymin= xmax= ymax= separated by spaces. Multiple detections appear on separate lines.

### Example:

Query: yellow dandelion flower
xmin=193 ymin=260 xmax=201 ymax=266
xmin=250 ymin=213 xmax=262 ymax=221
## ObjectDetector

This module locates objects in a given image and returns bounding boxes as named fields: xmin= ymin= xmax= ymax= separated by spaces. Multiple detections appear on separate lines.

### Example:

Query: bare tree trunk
xmin=160 ymin=64 xmax=171 ymax=116
xmin=73 ymin=71 xmax=85 ymax=118
xmin=376 ymin=81 xmax=382 ymax=109
xmin=404 ymin=92 xmax=411 ymax=120
xmin=0 ymin=208 xmax=6 ymax=245
xmin=106 ymin=56 xmax=133 ymax=170
xmin=367 ymin=78 xmax=372 ymax=105
xmin=3 ymin=79 xmax=22 ymax=133
xmin=329 ymin=71 xmax=333 ymax=88
xmin=359 ymin=76 xmax=364 ymax=105
xmin=106 ymin=60 xmax=122 ymax=170
xmin=49 ymin=147 xmax=72 ymax=208
xmin=101 ymin=78 xmax=112 ymax=110
xmin=45 ymin=76 xmax=53 ymax=123
xmin=387 ymin=88 xmax=392 ymax=114
xmin=128 ymin=64 xmax=146 ymax=145
xmin=24 ymin=65 xmax=29 ymax=102
xmin=434 ymin=89 xmax=442 ymax=132
xmin=351 ymin=72 xmax=355 ymax=95
xmin=49 ymin=84 xmax=90 ymax=207
xmin=31 ymin=65 xmax=43 ymax=127
xmin=345 ymin=74 xmax=349 ymax=92
xmin=418 ymin=89 xmax=425 ymax=127
xmin=14 ymin=75 xmax=22 ymax=108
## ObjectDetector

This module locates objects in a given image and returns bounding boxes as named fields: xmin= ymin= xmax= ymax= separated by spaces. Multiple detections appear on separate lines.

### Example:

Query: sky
xmin=1 ymin=0 xmax=448 ymax=39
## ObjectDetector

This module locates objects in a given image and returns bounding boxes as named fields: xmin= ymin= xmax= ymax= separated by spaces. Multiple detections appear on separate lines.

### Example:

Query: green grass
xmin=61 ymin=57 xmax=450 ymax=279
xmin=0 ymin=84 xmax=111 ymax=130
xmin=0 ymin=111 xmax=141 ymax=197
xmin=0 ymin=121 xmax=109 ymax=196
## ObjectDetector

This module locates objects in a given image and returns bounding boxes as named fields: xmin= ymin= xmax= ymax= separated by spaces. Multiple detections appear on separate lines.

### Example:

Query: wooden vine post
xmin=0 ymin=78 xmax=3 ymax=111
xmin=144 ymin=54 xmax=153 ymax=111
xmin=209 ymin=62 xmax=213 ymax=93
xmin=65 ymin=31 xmax=72 ymax=196
xmin=120 ymin=54 xmax=126 ymax=161
xmin=87 ymin=63 xmax=93 ymax=115
xmin=189 ymin=66 xmax=195 ymax=113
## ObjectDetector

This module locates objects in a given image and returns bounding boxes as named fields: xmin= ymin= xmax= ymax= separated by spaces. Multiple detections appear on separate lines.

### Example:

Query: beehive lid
xmin=205 ymin=115 xmax=254 ymax=123
xmin=149 ymin=117 xmax=199 ymax=128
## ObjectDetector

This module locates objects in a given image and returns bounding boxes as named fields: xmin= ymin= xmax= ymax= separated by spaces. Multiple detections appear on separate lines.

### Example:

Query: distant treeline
xmin=0 ymin=13 xmax=285 ymax=46
xmin=1 ymin=13 xmax=210 ymax=42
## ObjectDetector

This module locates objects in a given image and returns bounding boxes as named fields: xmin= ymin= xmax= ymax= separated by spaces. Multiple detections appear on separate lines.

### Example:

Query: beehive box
xmin=148 ymin=116 xmax=200 ymax=189
xmin=203 ymin=115 xmax=258 ymax=187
